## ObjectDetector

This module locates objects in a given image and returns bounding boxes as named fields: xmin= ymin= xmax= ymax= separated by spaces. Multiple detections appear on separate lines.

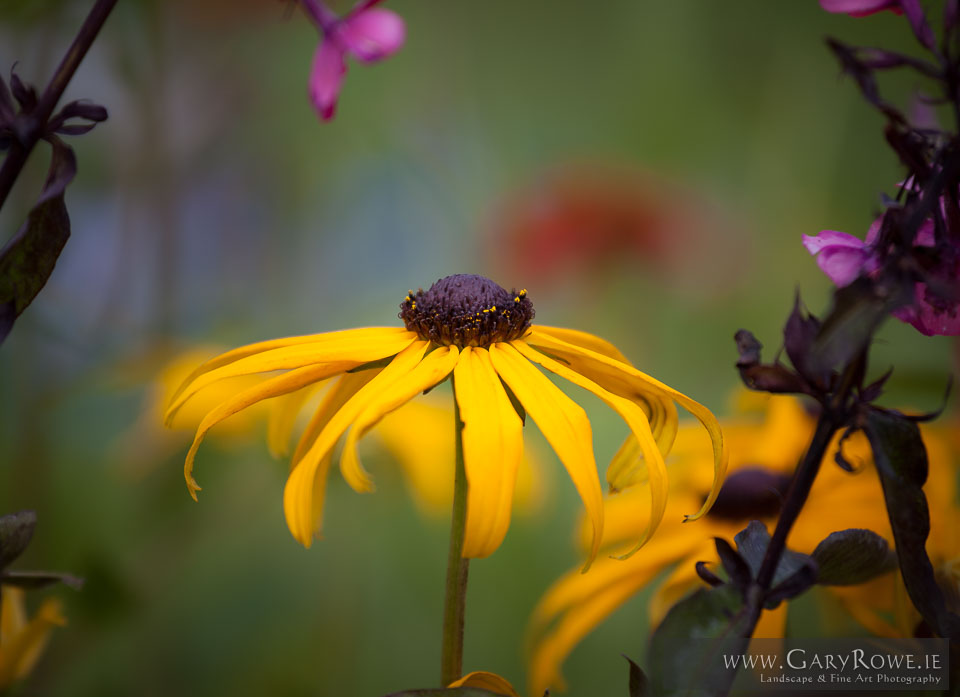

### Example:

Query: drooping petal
xmin=292 ymin=370 xmax=381 ymax=467
xmin=169 ymin=328 xmax=413 ymax=404
xmin=182 ymin=364 xmax=338 ymax=500
xmin=448 ymin=671 xmax=520 ymax=697
xmin=166 ymin=328 xmax=416 ymax=423
xmin=487 ymin=342 xmax=604 ymax=569
xmin=453 ymin=346 xmax=524 ymax=558
xmin=514 ymin=340 xmax=668 ymax=557
xmin=283 ymin=340 xmax=430 ymax=546
xmin=530 ymin=325 xmax=631 ymax=363
xmin=309 ymin=39 xmax=347 ymax=120
xmin=533 ymin=329 xmax=678 ymax=457
xmin=340 ymin=345 xmax=459 ymax=493
xmin=266 ymin=380 xmax=326 ymax=457
xmin=816 ymin=245 xmax=872 ymax=287
xmin=525 ymin=329 xmax=728 ymax=522
xmin=338 ymin=8 xmax=405 ymax=63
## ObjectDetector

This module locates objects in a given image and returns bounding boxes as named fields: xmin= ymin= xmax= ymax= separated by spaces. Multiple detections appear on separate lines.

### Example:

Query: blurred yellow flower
xmin=526 ymin=395 xmax=957 ymax=696
xmin=113 ymin=345 xmax=269 ymax=476
xmin=167 ymin=274 xmax=727 ymax=565
xmin=0 ymin=587 xmax=66 ymax=689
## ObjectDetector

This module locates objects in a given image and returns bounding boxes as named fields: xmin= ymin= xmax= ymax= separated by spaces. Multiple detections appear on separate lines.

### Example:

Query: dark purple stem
xmin=0 ymin=0 xmax=118 ymax=213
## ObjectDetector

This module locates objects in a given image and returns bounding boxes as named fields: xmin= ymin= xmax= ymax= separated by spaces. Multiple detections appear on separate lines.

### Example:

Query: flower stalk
xmin=440 ymin=380 xmax=470 ymax=686
xmin=0 ymin=0 xmax=118 ymax=211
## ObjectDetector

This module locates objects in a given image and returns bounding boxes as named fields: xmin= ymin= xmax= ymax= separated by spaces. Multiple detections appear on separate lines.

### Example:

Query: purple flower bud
xmin=303 ymin=0 xmax=405 ymax=122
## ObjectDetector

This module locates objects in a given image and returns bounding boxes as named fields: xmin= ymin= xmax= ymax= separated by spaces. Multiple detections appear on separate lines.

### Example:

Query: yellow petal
xmin=166 ymin=328 xmax=417 ymax=424
xmin=266 ymin=380 xmax=326 ymax=458
xmin=488 ymin=342 xmax=604 ymax=570
xmin=374 ymin=399 xmax=456 ymax=512
xmin=515 ymin=340 xmax=668 ymax=558
xmin=291 ymin=370 xmax=380 ymax=467
xmin=340 ymin=346 xmax=459 ymax=493
xmin=0 ymin=588 xmax=65 ymax=688
xmin=530 ymin=325 xmax=631 ymax=363
xmin=529 ymin=573 xmax=646 ymax=697
xmin=183 ymin=363 xmax=337 ymax=500
xmin=526 ymin=329 xmax=728 ymax=521
xmin=283 ymin=341 xmax=430 ymax=546
xmin=448 ymin=671 xmax=521 ymax=697
xmin=454 ymin=347 xmax=524 ymax=558
xmin=528 ymin=525 xmax=706 ymax=697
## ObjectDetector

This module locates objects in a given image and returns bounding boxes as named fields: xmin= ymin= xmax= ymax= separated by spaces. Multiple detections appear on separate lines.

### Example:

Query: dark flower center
xmin=399 ymin=274 xmax=535 ymax=347
xmin=705 ymin=467 xmax=792 ymax=522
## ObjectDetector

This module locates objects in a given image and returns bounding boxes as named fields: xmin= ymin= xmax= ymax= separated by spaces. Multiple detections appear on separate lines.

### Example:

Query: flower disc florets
xmin=399 ymin=274 xmax=535 ymax=347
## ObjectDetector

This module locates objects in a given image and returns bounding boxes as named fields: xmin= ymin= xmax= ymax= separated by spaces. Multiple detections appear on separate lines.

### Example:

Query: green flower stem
xmin=440 ymin=382 xmax=470 ymax=687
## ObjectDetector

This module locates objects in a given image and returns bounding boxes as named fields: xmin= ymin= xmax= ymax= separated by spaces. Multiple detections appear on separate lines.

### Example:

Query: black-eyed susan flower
xmin=526 ymin=394 xmax=957 ymax=696
xmin=166 ymin=274 xmax=727 ymax=565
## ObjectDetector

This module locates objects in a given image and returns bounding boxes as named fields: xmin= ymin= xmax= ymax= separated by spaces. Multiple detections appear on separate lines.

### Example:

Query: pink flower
xmin=819 ymin=0 xmax=902 ymax=16
xmin=302 ymin=0 xmax=405 ymax=121
xmin=804 ymin=215 xmax=960 ymax=336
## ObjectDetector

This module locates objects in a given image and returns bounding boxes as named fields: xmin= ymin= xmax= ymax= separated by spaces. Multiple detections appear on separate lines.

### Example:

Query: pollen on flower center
xmin=399 ymin=274 xmax=535 ymax=347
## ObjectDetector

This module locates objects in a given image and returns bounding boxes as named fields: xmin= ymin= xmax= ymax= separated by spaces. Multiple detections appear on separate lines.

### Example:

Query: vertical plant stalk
xmin=0 ymin=0 xmax=119 ymax=212
xmin=440 ymin=384 xmax=470 ymax=686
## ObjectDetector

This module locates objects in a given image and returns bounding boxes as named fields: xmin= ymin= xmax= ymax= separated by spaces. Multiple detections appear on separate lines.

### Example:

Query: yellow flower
xmin=167 ymin=274 xmax=727 ymax=564
xmin=373 ymin=397 xmax=548 ymax=518
xmin=526 ymin=394 xmax=956 ymax=696
xmin=0 ymin=587 xmax=66 ymax=688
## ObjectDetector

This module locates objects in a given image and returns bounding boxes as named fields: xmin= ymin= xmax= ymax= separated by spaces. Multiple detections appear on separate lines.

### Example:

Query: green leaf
xmin=646 ymin=584 xmax=751 ymax=696
xmin=0 ymin=510 xmax=37 ymax=570
xmin=0 ymin=136 xmax=75 ymax=344
xmin=864 ymin=408 xmax=960 ymax=640
xmin=1 ymin=569 xmax=84 ymax=590
xmin=812 ymin=528 xmax=897 ymax=586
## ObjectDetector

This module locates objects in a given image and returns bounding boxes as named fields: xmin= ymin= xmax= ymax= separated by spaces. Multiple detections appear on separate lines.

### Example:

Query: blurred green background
xmin=0 ymin=1 xmax=957 ymax=695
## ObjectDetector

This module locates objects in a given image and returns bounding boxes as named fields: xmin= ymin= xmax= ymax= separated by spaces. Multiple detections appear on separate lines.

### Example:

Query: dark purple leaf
xmin=47 ymin=99 xmax=108 ymax=135
xmin=0 ymin=136 xmax=76 ymax=345
xmin=734 ymin=521 xmax=815 ymax=590
xmin=735 ymin=330 xmax=811 ymax=394
xmin=0 ymin=74 xmax=14 ymax=123
xmin=864 ymin=407 xmax=960 ymax=639
xmin=9 ymin=70 xmax=36 ymax=112
xmin=784 ymin=295 xmax=828 ymax=386
xmin=1 ymin=570 xmax=84 ymax=590
xmin=714 ymin=538 xmax=751 ymax=590
xmin=812 ymin=528 xmax=896 ymax=586
xmin=0 ymin=511 xmax=36 ymax=570
xmin=860 ymin=367 xmax=893 ymax=403
xmin=695 ymin=561 xmax=724 ymax=587
xmin=826 ymin=38 xmax=907 ymax=125
xmin=624 ymin=655 xmax=649 ymax=697
xmin=765 ymin=560 xmax=818 ymax=608
xmin=834 ymin=427 xmax=862 ymax=472
xmin=900 ymin=0 xmax=937 ymax=51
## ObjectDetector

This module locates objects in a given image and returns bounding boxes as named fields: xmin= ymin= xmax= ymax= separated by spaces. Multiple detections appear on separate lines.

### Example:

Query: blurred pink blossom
xmin=804 ymin=215 xmax=960 ymax=336
xmin=302 ymin=0 xmax=405 ymax=121
xmin=819 ymin=0 xmax=902 ymax=16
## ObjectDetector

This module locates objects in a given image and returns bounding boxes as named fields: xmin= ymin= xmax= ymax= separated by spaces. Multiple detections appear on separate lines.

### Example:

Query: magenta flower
xmin=819 ymin=0 xmax=902 ymax=16
xmin=301 ymin=0 xmax=406 ymax=121
xmin=804 ymin=215 xmax=960 ymax=336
